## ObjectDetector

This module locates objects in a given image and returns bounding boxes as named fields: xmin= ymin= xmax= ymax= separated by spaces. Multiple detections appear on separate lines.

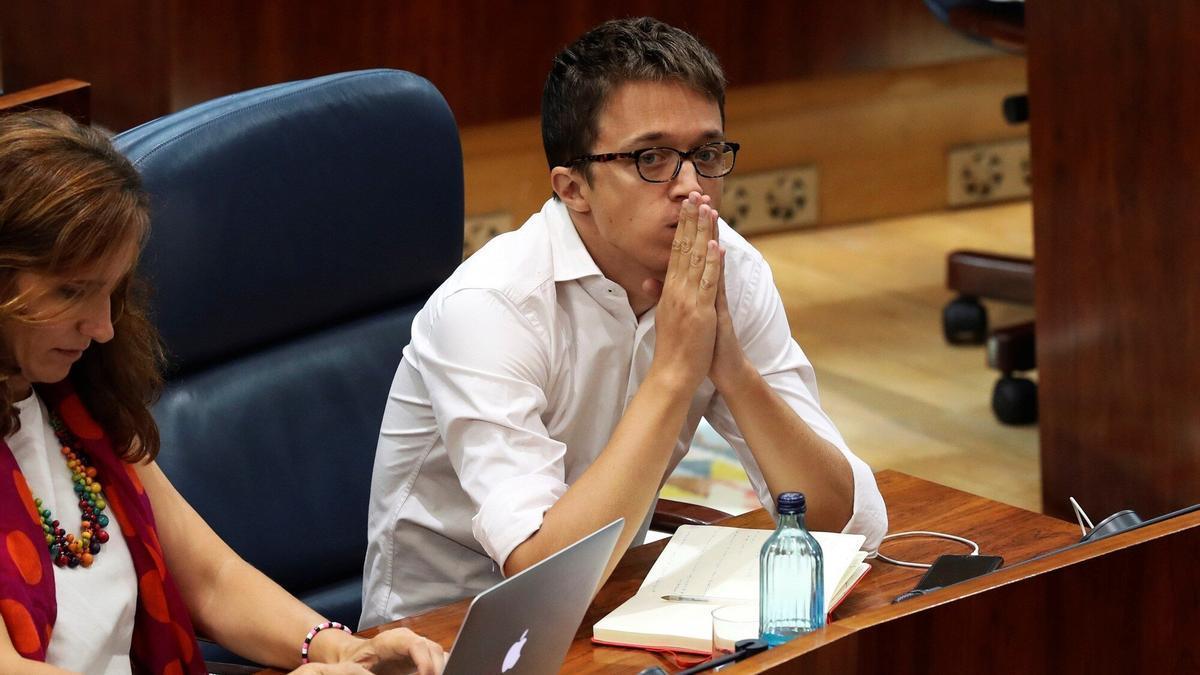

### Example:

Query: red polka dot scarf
xmin=0 ymin=380 xmax=206 ymax=674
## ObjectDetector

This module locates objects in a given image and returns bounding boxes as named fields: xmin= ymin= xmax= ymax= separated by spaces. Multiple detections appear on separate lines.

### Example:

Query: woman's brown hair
xmin=0 ymin=109 xmax=164 ymax=462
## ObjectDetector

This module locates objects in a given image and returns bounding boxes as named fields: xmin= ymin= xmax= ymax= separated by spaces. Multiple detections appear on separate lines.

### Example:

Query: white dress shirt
xmin=360 ymin=198 xmax=887 ymax=626
xmin=9 ymin=392 xmax=136 ymax=675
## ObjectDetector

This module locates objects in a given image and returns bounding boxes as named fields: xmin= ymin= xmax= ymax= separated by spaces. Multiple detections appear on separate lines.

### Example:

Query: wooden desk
xmin=322 ymin=471 xmax=1081 ymax=674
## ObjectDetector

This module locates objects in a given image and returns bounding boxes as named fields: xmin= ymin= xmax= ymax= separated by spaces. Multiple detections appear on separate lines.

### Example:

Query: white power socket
xmin=947 ymin=138 xmax=1031 ymax=206
xmin=463 ymin=212 xmax=513 ymax=259
xmin=722 ymin=165 xmax=819 ymax=235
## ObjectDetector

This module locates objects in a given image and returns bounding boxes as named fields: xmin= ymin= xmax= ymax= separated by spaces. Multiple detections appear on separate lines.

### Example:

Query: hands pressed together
xmin=291 ymin=627 xmax=446 ymax=675
xmin=645 ymin=191 xmax=747 ymax=397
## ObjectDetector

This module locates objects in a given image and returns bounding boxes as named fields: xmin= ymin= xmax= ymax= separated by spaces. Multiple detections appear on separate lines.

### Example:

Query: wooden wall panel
xmin=0 ymin=0 xmax=998 ymax=131
xmin=1029 ymin=0 xmax=1200 ymax=520
xmin=0 ymin=0 xmax=169 ymax=130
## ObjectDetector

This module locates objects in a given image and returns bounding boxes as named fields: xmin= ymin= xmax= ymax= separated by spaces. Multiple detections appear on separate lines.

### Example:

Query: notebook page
xmin=640 ymin=526 xmax=867 ymax=606
xmin=643 ymin=526 xmax=769 ymax=600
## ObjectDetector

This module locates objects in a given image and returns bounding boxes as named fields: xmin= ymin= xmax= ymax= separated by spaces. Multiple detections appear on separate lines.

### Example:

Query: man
xmin=360 ymin=17 xmax=887 ymax=626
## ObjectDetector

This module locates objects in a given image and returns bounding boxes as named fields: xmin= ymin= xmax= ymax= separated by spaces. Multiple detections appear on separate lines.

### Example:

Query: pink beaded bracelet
xmin=300 ymin=620 xmax=353 ymax=664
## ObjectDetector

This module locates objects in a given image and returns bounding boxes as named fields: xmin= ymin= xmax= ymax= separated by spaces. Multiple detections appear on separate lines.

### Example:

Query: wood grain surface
xmin=257 ymin=471 xmax=1080 ymax=674
xmin=1028 ymin=0 xmax=1200 ymax=521
xmin=0 ymin=0 xmax=997 ymax=131
xmin=725 ymin=503 xmax=1200 ymax=673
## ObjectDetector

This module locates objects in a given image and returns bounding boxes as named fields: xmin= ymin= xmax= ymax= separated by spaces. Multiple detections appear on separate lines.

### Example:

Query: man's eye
xmin=694 ymin=148 xmax=721 ymax=163
xmin=637 ymin=150 xmax=670 ymax=166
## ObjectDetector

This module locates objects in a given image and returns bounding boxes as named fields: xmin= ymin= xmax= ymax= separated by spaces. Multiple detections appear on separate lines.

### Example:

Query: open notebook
xmin=592 ymin=525 xmax=870 ymax=654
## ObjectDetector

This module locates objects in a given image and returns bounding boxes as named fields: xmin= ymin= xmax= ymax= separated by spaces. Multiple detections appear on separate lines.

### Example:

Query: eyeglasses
xmin=567 ymin=141 xmax=740 ymax=183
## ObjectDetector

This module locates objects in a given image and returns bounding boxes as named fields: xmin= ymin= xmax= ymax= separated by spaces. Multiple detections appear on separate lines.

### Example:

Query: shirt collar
xmin=543 ymin=198 xmax=605 ymax=283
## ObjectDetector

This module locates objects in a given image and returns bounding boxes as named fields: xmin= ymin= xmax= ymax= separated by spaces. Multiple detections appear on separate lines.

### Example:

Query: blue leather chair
xmin=113 ymin=69 xmax=463 ymax=663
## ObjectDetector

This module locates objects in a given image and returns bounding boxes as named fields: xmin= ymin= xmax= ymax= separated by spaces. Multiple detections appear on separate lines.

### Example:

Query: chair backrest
xmin=922 ymin=0 xmax=1025 ymax=53
xmin=113 ymin=69 xmax=463 ymax=628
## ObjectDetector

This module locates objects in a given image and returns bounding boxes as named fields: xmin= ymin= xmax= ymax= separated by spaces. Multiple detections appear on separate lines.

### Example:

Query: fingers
xmin=699 ymin=240 xmax=722 ymax=303
xmin=711 ymin=203 xmax=720 ymax=248
xmin=686 ymin=204 xmax=715 ymax=288
xmin=409 ymin=638 xmax=447 ymax=675
xmin=670 ymin=193 xmax=701 ymax=281
xmin=715 ymin=245 xmax=729 ymax=313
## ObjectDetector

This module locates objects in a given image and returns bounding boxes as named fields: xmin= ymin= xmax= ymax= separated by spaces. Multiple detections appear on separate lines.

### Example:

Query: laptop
xmin=441 ymin=518 xmax=623 ymax=675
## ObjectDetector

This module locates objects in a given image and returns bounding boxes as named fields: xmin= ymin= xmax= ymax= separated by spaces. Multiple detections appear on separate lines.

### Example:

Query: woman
xmin=0 ymin=110 xmax=445 ymax=675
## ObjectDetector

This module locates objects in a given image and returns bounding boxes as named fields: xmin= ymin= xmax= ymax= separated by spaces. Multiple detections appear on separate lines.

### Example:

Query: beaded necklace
xmin=31 ymin=413 xmax=111 ymax=568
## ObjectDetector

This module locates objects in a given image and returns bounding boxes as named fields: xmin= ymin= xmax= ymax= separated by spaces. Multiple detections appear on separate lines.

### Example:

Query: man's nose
xmin=668 ymin=158 xmax=704 ymax=198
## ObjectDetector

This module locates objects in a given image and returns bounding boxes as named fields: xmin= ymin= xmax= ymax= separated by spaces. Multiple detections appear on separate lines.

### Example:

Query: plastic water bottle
xmin=759 ymin=491 xmax=824 ymax=645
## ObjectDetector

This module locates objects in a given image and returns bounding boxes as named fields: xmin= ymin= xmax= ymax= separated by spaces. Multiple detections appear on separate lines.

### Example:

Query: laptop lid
xmin=442 ymin=518 xmax=623 ymax=675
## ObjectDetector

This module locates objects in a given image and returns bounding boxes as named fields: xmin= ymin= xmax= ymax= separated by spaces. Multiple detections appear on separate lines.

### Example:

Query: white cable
xmin=870 ymin=530 xmax=981 ymax=569
xmin=1069 ymin=497 xmax=1094 ymax=536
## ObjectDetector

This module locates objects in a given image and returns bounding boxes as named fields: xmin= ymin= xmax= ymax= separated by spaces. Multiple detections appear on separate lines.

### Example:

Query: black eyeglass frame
xmin=566 ymin=141 xmax=741 ymax=183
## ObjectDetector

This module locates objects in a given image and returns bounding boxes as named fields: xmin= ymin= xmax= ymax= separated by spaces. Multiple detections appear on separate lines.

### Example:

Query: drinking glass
xmin=711 ymin=603 xmax=759 ymax=656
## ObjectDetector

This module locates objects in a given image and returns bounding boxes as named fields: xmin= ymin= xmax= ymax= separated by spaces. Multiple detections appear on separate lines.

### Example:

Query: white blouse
xmin=9 ymin=392 xmax=136 ymax=675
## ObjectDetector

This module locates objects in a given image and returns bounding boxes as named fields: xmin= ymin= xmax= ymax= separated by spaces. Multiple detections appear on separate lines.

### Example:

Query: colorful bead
xmin=30 ymin=413 xmax=111 ymax=569
xmin=300 ymin=622 xmax=353 ymax=664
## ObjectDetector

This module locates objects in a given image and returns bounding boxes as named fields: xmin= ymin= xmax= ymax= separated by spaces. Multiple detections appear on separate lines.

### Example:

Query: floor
xmin=662 ymin=201 xmax=1039 ymax=517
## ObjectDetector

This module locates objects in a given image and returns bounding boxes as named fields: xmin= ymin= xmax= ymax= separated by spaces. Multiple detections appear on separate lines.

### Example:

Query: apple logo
xmin=502 ymin=629 xmax=529 ymax=672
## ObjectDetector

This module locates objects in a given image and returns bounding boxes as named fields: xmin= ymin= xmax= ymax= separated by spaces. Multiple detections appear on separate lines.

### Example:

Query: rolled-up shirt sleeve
xmin=413 ymin=287 xmax=566 ymax=568
xmin=704 ymin=246 xmax=888 ymax=551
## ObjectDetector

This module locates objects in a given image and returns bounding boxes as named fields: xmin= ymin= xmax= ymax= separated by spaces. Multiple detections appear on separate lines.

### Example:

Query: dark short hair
xmin=542 ymin=17 xmax=727 ymax=180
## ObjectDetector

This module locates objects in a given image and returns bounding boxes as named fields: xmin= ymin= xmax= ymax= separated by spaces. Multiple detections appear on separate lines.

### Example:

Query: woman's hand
xmin=291 ymin=664 xmax=375 ymax=675
xmin=302 ymin=627 xmax=445 ymax=675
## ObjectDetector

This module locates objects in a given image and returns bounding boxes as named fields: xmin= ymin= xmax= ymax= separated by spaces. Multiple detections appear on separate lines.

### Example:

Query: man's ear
xmin=551 ymin=166 xmax=591 ymax=214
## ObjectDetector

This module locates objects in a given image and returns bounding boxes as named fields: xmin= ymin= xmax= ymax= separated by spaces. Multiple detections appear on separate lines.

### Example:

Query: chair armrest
xmin=947 ymin=250 xmax=1034 ymax=304
xmin=652 ymin=498 xmax=733 ymax=534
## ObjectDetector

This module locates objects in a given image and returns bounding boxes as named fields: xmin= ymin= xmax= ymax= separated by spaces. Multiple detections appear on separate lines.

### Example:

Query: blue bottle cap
xmin=777 ymin=492 xmax=806 ymax=514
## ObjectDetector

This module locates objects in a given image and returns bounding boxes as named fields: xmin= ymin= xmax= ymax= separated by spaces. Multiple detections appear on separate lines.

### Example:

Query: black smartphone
xmin=915 ymin=554 xmax=1004 ymax=590
xmin=893 ymin=554 xmax=1004 ymax=603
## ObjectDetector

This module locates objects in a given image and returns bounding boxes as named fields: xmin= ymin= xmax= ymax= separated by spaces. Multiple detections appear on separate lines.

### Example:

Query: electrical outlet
xmin=722 ymin=165 xmax=819 ymax=235
xmin=947 ymin=138 xmax=1031 ymax=206
xmin=463 ymin=212 xmax=513 ymax=259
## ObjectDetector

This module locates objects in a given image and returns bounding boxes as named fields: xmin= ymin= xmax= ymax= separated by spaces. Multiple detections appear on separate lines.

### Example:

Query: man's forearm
xmin=502 ymin=372 xmax=693 ymax=580
xmin=717 ymin=359 xmax=855 ymax=531
xmin=505 ymin=192 xmax=722 ymax=580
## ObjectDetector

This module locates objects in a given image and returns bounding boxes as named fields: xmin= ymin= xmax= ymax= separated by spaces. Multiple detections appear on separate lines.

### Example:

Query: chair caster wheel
xmin=992 ymin=375 xmax=1038 ymax=425
xmin=943 ymin=296 xmax=988 ymax=345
